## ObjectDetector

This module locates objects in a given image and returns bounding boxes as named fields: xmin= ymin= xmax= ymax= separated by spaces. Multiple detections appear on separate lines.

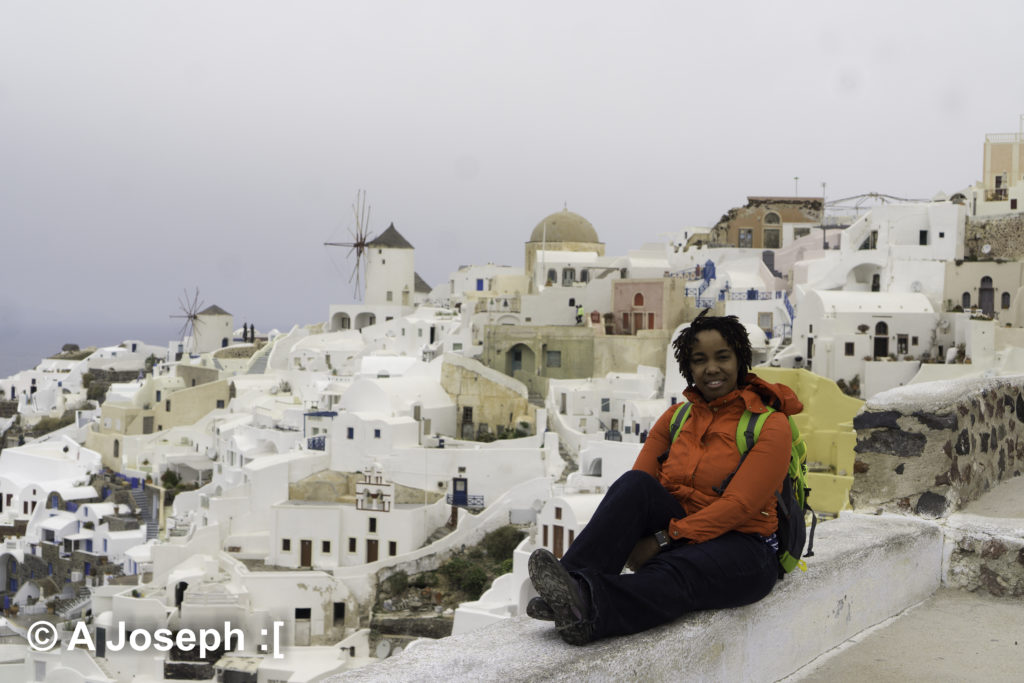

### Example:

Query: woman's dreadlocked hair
xmin=672 ymin=309 xmax=753 ymax=387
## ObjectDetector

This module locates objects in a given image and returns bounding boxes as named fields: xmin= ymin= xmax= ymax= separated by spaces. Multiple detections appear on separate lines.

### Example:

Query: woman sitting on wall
xmin=528 ymin=310 xmax=802 ymax=644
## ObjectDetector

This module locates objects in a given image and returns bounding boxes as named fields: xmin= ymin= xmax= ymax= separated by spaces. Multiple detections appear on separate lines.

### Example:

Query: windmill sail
xmin=324 ymin=189 xmax=375 ymax=299
xmin=170 ymin=287 xmax=205 ymax=353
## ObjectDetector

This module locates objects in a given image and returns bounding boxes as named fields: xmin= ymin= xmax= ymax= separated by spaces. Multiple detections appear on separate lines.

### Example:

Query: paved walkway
xmin=787 ymin=588 xmax=1024 ymax=682
xmin=787 ymin=477 xmax=1024 ymax=682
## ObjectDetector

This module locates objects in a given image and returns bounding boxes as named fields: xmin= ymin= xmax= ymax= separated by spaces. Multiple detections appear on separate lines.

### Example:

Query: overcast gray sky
xmin=2 ymin=0 xmax=1023 ymax=371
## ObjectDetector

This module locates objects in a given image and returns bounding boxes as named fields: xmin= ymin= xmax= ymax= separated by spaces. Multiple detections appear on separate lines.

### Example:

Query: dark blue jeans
xmin=560 ymin=470 xmax=778 ymax=639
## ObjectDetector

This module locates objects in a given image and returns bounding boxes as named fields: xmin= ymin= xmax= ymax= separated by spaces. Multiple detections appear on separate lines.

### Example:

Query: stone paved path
xmin=789 ymin=475 xmax=1024 ymax=682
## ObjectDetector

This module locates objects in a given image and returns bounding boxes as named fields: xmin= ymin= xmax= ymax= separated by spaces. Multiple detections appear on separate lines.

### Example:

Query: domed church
xmin=525 ymin=208 xmax=606 ymax=292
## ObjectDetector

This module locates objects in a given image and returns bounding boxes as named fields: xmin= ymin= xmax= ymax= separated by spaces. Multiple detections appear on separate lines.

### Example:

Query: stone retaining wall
xmin=0 ymin=400 xmax=17 ymax=418
xmin=943 ymin=514 xmax=1024 ymax=598
xmin=850 ymin=377 xmax=1024 ymax=516
xmin=966 ymin=212 xmax=1024 ymax=260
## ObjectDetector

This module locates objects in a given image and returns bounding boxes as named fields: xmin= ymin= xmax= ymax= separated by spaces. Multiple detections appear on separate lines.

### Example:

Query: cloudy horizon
xmin=3 ymin=0 xmax=1023 ymax=375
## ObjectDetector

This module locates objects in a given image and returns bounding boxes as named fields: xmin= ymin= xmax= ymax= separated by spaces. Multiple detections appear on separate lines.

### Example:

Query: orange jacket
xmin=632 ymin=373 xmax=803 ymax=544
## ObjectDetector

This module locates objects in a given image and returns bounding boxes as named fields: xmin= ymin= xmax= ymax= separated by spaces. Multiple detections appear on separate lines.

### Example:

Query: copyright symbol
xmin=28 ymin=621 xmax=59 ymax=651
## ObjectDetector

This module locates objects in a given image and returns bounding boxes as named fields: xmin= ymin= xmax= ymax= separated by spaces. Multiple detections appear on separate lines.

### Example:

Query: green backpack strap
xmin=713 ymin=408 xmax=774 ymax=494
xmin=657 ymin=402 xmax=692 ymax=464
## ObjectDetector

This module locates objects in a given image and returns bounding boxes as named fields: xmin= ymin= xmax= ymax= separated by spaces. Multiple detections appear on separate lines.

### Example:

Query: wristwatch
xmin=653 ymin=530 xmax=671 ymax=549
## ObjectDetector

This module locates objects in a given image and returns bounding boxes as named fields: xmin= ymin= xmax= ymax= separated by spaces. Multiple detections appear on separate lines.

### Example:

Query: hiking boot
xmin=527 ymin=549 xmax=593 ymax=645
xmin=526 ymin=596 xmax=554 ymax=621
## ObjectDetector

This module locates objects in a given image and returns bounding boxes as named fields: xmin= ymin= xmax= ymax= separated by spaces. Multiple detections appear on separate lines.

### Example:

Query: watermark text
xmin=28 ymin=620 xmax=284 ymax=659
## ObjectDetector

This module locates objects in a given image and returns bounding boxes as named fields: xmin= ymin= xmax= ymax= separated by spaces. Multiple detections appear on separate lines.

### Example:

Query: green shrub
xmin=382 ymin=571 xmax=408 ymax=596
xmin=482 ymin=525 xmax=525 ymax=561
xmin=459 ymin=565 xmax=489 ymax=599
xmin=27 ymin=414 xmax=75 ymax=437
xmin=161 ymin=470 xmax=180 ymax=487
xmin=440 ymin=556 xmax=493 ymax=599
xmin=86 ymin=382 xmax=109 ymax=403
xmin=497 ymin=558 xmax=514 ymax=575
xmin=440 ymin=556 xmax=470 ymax=583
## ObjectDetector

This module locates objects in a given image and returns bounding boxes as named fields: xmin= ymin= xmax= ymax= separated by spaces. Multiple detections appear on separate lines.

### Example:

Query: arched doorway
xmin=331 ymin=312 xmax=352 ymax=331
xmin=846 ymin=263 xmax=882 ymax=291
xmin=506 ymin=343 xmax=536 ymax=378
xmin=979 ymin=276 xmax=995 ymax=315
xmin=874 ymin=321 xmax=889 ymax=358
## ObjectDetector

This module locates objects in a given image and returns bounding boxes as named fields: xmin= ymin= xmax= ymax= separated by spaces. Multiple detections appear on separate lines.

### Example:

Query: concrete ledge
xmin=943 ymin=512 xmax=1024 ymax=597
xmin=328 ymin=513 xmax=942 ymax=682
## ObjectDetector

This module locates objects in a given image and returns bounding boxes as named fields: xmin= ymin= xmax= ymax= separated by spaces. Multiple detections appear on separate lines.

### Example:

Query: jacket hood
xmin=744 ymin=373 xmax=803 ymax=416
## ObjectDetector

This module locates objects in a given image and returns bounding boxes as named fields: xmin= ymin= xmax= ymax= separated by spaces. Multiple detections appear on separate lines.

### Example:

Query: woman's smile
xmin=689 ymin=330 xmax=739 ymax=401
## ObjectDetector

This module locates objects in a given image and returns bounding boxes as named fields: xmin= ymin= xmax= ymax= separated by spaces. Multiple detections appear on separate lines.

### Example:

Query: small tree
xmin=482 ymin=526 xmax=525 ymax=561
xmin=459 ymin=565 xmax=489 ymax=599
xmin=161 ymin=469 xmax=180 ymax=488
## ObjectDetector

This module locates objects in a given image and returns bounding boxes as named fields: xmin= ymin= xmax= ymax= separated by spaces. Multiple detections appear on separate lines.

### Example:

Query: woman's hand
xmin=625 ymin=535 xmax=661 ymax=572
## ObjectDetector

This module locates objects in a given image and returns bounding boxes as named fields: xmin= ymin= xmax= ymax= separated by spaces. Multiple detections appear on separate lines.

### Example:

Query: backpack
xmin=660 ymin=401 xmax=816 ymax=577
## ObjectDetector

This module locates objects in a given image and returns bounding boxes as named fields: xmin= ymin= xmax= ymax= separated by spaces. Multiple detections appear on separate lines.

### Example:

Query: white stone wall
xmin=861 ymin=359 xmax=922 ymax=398
xmin=271 ymin=502 xmax=342 ymax=569
xmin=365 ymin=246 xmax=415 ymax=308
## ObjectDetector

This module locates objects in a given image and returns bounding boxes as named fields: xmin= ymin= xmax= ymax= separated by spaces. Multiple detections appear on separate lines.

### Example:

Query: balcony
xmin=446 ymin=493 xmax=485 ymax=509
xmin=985 ymin=188 xmax=1008 ymax=202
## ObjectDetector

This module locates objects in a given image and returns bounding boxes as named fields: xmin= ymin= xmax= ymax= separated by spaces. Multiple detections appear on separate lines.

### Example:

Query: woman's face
xmin=689 ymin=330 xmax=739 ymax=401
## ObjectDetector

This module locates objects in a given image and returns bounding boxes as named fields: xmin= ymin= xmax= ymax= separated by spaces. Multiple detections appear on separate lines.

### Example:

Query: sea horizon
xmin=0 ymin=320 xmax=175 ymax=379
xmin=0 ymin=315 xmax=312 ymax=380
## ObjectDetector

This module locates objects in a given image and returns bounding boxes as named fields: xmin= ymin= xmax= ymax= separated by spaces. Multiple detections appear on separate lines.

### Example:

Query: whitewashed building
xmin=790 ymin=290 xmax=939 ymax=397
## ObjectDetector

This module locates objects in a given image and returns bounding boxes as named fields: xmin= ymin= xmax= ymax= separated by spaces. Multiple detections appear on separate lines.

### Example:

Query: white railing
xmin=986 ymin=133 xmax=1021 ymax=143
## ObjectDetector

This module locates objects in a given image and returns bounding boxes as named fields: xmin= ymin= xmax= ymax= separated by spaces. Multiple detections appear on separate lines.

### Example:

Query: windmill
xmin=324 ymin=189 xmax=375 ymax=299
xmin=170 ymin=287 xmax=204 ymax=353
